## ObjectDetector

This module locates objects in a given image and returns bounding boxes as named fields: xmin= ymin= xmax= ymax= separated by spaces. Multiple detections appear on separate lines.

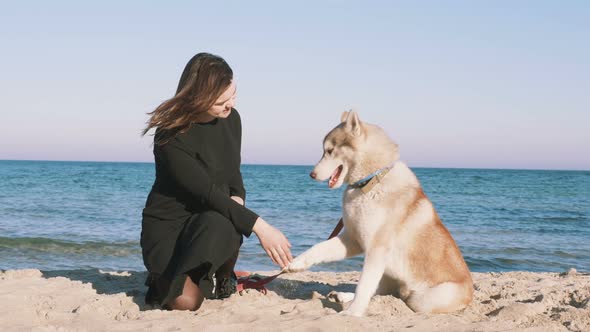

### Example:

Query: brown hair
xmin=142 ymin=52 xmax=233 ymax=144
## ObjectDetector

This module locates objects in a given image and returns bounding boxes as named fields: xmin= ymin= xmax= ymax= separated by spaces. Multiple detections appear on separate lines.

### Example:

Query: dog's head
xmin=310 ymin=110 xmax=399 ymax=189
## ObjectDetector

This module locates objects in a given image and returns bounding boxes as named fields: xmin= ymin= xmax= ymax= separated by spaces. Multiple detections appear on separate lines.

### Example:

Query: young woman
xmin=141 ymin=52 xmax=292 ymax=311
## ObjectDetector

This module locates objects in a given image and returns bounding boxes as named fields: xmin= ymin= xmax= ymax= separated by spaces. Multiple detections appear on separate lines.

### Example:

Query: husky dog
xmin=284 ymin=111 xmax=473 ymax=317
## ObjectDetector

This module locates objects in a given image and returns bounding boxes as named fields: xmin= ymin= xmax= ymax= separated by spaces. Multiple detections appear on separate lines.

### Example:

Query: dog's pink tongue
xmin=328 ymin=166 xmax=341 ymax=188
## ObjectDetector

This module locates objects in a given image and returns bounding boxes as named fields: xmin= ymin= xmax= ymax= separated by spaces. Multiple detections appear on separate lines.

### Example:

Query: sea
xmin=0 ymin=160 xmax=588 ymax=273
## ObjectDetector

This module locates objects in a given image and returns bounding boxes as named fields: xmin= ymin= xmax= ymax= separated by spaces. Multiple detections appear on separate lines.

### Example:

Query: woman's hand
xmin=252 ymin=217 xmax=293 ymax=269
xmin=230 ymin=196 xmax=244 ymax=206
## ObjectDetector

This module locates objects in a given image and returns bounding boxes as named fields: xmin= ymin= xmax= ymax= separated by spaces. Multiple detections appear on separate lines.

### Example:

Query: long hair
xmin=142 ymin=53 xmax=233 ymax=144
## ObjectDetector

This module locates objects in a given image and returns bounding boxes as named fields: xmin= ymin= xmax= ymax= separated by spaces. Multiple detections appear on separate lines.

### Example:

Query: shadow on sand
xmin=267 ymin=277 xmax=356 ymax=300
xmin=266 ymin=277 xmax=357 ymax=312
xmin=40 ymin=269 xmax=358 ymax=312
xmin=42 ymin=269 xmax=150 ymax=310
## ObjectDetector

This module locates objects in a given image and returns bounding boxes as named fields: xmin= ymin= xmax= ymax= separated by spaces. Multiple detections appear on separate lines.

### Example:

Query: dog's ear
xmin=345 ymin=111 xmax=362 ymax=136
xmin=340 ymin=111 xmax=349 ymax=123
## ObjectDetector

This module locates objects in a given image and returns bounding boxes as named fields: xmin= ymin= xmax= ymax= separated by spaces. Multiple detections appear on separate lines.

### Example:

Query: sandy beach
xmin=1 ymin=268 xmax=588 ymax=332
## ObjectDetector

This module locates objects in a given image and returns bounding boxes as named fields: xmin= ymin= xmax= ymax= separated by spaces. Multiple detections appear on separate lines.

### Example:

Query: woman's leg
xmin=216 ymin=249 xmax=239 ymax=278
xmin=168 ymin=273 xmax=205 ymax=310
xmin=214 ymin=249 xmax=240 ymax=298
xmin=166 ymin=211 xmax=242 ymax=310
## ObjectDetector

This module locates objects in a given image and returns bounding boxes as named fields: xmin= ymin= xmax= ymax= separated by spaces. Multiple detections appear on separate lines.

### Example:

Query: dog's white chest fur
xmin=342 ymin=187 xmax=389 ymax=251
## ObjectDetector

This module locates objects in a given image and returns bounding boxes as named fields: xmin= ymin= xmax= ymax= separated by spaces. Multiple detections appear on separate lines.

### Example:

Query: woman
xmin=141 ymin=52 xmax=292 ymax=311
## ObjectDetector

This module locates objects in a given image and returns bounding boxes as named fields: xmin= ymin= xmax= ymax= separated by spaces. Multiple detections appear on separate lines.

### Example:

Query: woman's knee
xmin=168 ymin=274 xmax=205 ymax=311
xmin=169 ymin=294 xmax=203 ymax=311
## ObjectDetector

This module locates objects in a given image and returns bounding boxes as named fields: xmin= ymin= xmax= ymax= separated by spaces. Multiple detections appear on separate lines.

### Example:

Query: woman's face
xmin=206 ymin=81 xmax=237 ymax=119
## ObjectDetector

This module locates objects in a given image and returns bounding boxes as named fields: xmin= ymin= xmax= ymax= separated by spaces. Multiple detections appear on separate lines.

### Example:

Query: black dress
xmin=141 ymin=109 xmax=259 ymax=305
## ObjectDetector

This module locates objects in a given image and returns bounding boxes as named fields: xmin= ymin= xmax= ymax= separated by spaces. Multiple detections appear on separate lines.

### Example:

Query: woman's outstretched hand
xmin=230 ymin=196 xmax=244 ymax=206
xmin=252 ymin=217 xmax=293 ymax=269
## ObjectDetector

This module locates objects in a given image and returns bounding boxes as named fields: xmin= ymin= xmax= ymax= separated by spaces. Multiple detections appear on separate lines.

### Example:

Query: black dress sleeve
xmin=158 ymin=139 xmax=258 ymax=237
xmin=229 ymin=170 xmax=246 ymax=201
xmin=228 ymin=111 xmax=246 ymax=200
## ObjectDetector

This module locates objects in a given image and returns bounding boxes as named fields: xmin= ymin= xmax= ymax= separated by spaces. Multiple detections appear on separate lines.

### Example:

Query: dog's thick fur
xmin=285 ymin=111 xmax=473 ymax=317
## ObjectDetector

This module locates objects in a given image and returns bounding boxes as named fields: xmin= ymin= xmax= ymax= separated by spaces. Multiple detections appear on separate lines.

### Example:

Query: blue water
xmin=0 ymin=160 xmax=588 ymax=273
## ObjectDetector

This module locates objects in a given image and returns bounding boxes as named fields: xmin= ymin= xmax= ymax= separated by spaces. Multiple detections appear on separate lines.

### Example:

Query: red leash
xmin=234 ymin=217 xmax=344 ymax=294
xmin=328 ymin=218 xmax=344 ymax=239
xmin=235 ymin=270 xmax=283 ymax=294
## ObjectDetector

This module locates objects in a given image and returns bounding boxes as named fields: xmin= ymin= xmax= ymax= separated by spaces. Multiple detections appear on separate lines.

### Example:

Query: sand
xmin=1 ymin=268 xmax=589 ymax=332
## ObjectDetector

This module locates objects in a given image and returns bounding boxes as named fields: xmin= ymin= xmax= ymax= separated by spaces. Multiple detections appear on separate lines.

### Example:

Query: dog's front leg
xmin=341 ymin=247 xmax=387 ymax=317
xmin=285 ymin=232 xmax=361 ymax=272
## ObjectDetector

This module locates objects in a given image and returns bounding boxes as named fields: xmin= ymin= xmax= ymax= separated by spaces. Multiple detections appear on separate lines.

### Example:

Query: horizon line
xmin=1 ymin=158 xmax=588 ymax=172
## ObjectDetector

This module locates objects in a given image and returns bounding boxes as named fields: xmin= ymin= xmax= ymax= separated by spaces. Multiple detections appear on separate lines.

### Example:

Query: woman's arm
xmin=161 ymin=140 xmax=292 ymax=267
xmin=228 ymin=109 xmax=247 ymax=201
xmin=159 ymin=141 xmax=258 ymax=236
xmin=228 ymin=170 xmax=246 ymax=201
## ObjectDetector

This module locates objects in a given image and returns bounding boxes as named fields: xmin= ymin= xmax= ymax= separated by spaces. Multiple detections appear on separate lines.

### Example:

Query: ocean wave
xmin=464 ymin=255 xmax=585 ymax=272
xmin=0 ymin=236 xmax=140 ymax=256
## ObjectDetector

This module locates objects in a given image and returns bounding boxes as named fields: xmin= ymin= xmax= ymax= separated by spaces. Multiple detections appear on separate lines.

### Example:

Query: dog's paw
xmin=338 ymin=309 xmax=364 ymax=317
xmin=327 ymin=291 xmax=355 ymax=304
xmin=284 ymin=256 xmax=309 ymax=273
xmin=338 ymin=302 xmax=366 ymax=317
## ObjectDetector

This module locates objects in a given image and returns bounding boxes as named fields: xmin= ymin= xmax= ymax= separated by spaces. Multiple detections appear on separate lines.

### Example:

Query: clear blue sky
xmin=1 ymin=1 xmax=588 ymax=170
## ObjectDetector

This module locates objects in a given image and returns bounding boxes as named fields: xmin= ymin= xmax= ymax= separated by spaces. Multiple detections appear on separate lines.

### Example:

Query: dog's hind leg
xmin=285 ymin=231 xmax=362 ymax=272
xmin=375 ymin=275 xmax=408 ymax=297
xmin=405 ymin=282 xmax=472 ymax=313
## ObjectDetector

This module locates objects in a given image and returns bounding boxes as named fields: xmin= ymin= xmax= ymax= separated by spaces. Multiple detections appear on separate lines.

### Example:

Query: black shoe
xmin=215 ymin=272 xmax=237 ymax=299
